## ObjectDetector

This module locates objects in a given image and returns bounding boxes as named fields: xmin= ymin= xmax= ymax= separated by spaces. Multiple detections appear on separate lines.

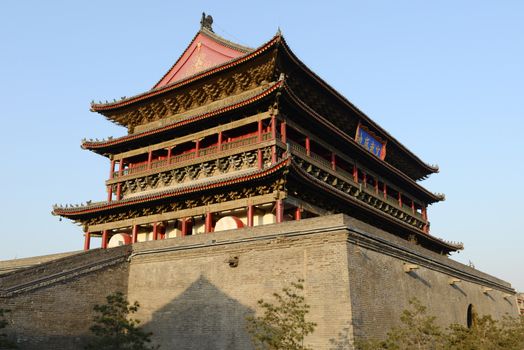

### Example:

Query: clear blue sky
xmin=0 ymin=1 xmax=522 ymax=290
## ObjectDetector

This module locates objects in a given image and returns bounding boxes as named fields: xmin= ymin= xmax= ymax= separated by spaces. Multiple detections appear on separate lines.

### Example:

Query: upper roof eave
xmin=277 ymin=36 xmax=439 ymax=177
xmin=82 ymin=80 xmax=283 ymax=154
xmin=89 ymin=32 xmax=280 ymax=114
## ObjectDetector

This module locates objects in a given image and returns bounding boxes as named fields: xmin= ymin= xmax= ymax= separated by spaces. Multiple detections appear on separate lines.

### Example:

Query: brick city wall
xmin=0 ymin=246 xmax=130 ymax=350
xmin=0 ymin=215 xmax=518 ymax=349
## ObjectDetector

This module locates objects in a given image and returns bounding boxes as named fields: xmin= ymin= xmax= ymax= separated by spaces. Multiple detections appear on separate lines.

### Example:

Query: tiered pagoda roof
xmin=54 ymin=15 xmax=462 ymax=254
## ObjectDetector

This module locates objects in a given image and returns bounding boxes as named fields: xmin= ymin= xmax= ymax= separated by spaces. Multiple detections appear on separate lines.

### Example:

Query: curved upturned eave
xmin=277 ymin=37 xmax=439 ymax=179
xmin=52 ymin=158 xmax=290 ymax=218
xmin=289 ymin=160 xmax=462 ymax=253
xmin=281 ymin=83 xmax=444 ymax=204
xmin=90 ymin=34 xmax=281 ymax=114
xmin=82 ymin=80 xmax=283 ymax=155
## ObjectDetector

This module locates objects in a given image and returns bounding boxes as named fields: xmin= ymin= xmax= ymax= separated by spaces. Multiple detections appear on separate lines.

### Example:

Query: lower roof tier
xmin=53 ymin=157 xmax=462 ymax=254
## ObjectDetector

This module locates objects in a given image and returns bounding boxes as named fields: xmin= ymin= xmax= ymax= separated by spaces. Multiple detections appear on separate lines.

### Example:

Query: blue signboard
xmin=356 ymin=127 xmax=384 ymax=158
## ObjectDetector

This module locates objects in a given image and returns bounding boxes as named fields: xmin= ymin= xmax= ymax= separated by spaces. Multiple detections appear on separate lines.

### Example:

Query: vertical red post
xmin=383 ymin=183 xmax=387 ymax=200
xmin=398 ymin=192 xmax=402 ymax=207
xmin=422 ymin=206 xmax=428 ymax=221
xmin=271 ymin=146 xmax=277 ymax=164
xmin=181 ymin=218 xmax=187 ymax=237
xmin=258 ymin=120 xmax=263 ymax=142
xmin=374 ymin=177 xmax=379 ymax=194
xmin=257 ymin=149 xmax=263 ymax=169
xmin=295 ymin=207 xmax=302 ymax=221
xmin=353 ymin=164 xmax=358 ymax=183
xmin=167 ymin=147 xmax=172 ymax=164
xmin=195 ymin=140 xmax=200 ymax=157
xmin=411 ymin=200 xmax=416 ymax=214
xmin=305 ymin=137 xmax=311 ymax=156
xmin=116 ymin=183 xmax=122 ymax=200
xmin=101 ymin=230 xmax=108 ymax=249
xmin=280 ymin=120 xmax=287 ymax=143
xmin=331 ymin=153 xmax=336 ymax=171
xmin=363 ymin=172 xmax=367 ymax=188
xmin=84 ymin=232 xmax=91 ymax=251
xmin=152 ymin=222 xmax=158 ymax=241
xmin=132 ymin=225 xmax=138 ymax=243
xmin=109 ymin=160 xmax=115 ymax=179
xmin=247 ymin=205 xmax=254 ymax=227
xmin=107 ymin=185 xmax=113 ymax=202
xmin=147 ymin=150 xmax=153 ymax=169
xmin=276 ymin=200 xmax=284 ymax=223
xmin=218 ymin=131 xmax=223 ymax=151
xmin=205 ymin=212 xmax=213 ymax=233
xmin=271 ymin=115 xmax=276 ymax=140
xmin=119 ymin=159 xmax=125 ymax=177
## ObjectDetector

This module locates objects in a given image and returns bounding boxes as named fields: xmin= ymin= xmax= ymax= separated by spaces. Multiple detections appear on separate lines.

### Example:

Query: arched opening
xmin=467 ymin=304 xmax=476 ymax=328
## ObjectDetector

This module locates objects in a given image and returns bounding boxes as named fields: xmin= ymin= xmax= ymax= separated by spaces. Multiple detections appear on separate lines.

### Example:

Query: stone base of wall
xmin=0 ymin=215 xmax=517 ymax=349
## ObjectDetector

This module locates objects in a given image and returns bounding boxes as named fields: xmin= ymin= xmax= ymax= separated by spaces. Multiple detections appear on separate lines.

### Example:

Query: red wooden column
xmin=195 ymin=140 xmax=200 ymax=157
xmin=363 ymin=172 xmax=367 ymax=188
xmin=422 ymin=206 xmax=428 ymax=220
xmin=295 ymin=207 xmax=302 ymax=221
xmin=118 ymin=159 xmax=125 ymax=176
xmin=218 ymin=131 xmax=223 ymax=151
xmin=275 ymin=200 xmax=284 ymax=223
xmin=107 ymin=186 xmax=113 ymax=202
xmin=374 ymin=177 xmax=379 ymax=194
xmin=181 ymin=218 xmax=188 ymax=237
xmin=147 ymin=150 xmax=153 ymax=169
xmin=84 ymin=232 xmax=91 ymax=251
xmin=205 ymin=212 xmax=213 ymax=233
xmin=411 ymin=200 xmax=416 ymax=214
xmin=167 ymin=147 xmax=172 ymax=164
xmin=116 ymin=184 xmax=122 ymax=200
xmin=331 ymin=153 xmax=336 ymax=171
xmin=353 ymin=164 xmax=358 ymax=183
xmin=132 ymin=225 xmax=138 ymax=243
xmin=271 ymin=115 xmax=276 ymax=140
xmin=109 ymin=160 xmax=116 ymax=179
xmin=305 ymin=137 xmax=311 ymax=156
xmin=398 ymin=192 xmax=402 ymax=207
xmin=280 ymin=120 xmax=287 ymax=143
xmin=383 ymin=183 xmax=387 ymax=200
xmin=101 ymin=230 xmax=108 ymax=249
xmin=257 ymin=120 xmax=263 ymax=142
xmin=247 ymin=205 xmax=254 ymax=227
xmin=271 ymin=146 xmax=277 ymax=164
xmin=152 ymin=222 xmax=158 ymax=241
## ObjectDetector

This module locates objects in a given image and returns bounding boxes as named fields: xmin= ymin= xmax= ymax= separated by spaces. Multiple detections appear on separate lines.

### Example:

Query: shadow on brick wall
xmin=144 ymin=275 xmax=255 ymax=350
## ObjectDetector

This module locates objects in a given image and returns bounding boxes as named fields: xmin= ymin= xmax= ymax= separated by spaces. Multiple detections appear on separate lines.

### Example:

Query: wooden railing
xmin=287 ymin=139 xmax=424 ymax=221
xmin=112 ymin=131 xmax=273 ymax=179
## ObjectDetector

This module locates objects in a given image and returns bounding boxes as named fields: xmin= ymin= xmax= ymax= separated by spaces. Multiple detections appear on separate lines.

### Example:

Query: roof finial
xmin=200 ymin=12 xmax=214 ymax=32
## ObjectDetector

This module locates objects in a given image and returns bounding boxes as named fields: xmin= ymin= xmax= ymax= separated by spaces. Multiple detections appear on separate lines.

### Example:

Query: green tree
xmin=446 ymin=315 xmax=524 ymax=350
xmin=85 ymin=292 xmax=158 ymax=350
xmin=246 ymin=279 xmax=317 ymax=350
xmin=0 ymin=308 xmax=17 ymax=349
